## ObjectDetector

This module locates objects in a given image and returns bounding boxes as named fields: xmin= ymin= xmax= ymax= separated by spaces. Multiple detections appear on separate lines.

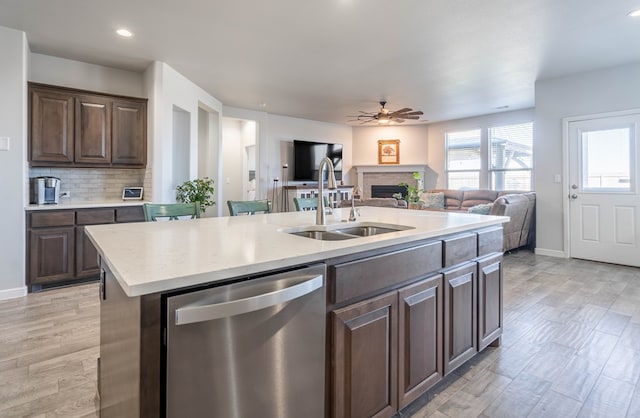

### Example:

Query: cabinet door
xmin=75 ymin=95 xmax=111 ymax=164
xmin=332 ymin=292 xmax=398 ymax=418
xmin=478 ymin=254 xmax=503 ymax=350
xmin=28 ymin=227 xmax=75 ymax=285
xmin=112 ymin=99 xmax=146 ymax=166
xmin=75 ymin=226 xmax=100 ymax=278
xmin=30 ymin=87 xmax=74 ymax=163
xmin=443 ymin=262 xmax=477 ymax=375
xmin=398 ymin=274 xmax=443 ymax=408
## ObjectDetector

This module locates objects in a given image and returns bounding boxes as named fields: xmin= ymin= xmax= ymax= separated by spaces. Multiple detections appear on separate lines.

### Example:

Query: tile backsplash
xmin=29 ymin=167 xmax=151 ymax=201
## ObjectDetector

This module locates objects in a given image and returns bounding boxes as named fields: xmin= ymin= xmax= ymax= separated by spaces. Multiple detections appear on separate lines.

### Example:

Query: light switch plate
xmin=0 ymin=137 xmax=9 ymax=151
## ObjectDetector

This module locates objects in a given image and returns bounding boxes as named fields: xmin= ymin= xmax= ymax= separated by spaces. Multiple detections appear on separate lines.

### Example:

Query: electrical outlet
xmin=60 ymin=191 xmax=70 ymax=198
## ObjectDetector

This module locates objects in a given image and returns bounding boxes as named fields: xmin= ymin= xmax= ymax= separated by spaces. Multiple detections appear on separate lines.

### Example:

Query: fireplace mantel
xmin=353 ymin=165 xmax=429 ymax=193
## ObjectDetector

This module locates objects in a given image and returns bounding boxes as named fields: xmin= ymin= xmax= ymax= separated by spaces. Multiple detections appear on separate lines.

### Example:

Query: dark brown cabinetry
xmin=112 ymin=100 xmax=146 ymax=165
xmin=398 ymin=274 xmax=443 ymax=408
xmin=332 ymin=292 xmax=398 ymax=418
xmin=29 ymin=83 xmax=147 ymax=167
xmin=75 ymin=95 xmax=112 ymax=164
xmin=30 ymin=88 xmax=74 ymax=163
xmin=26 ymin=206 xmax=144 ymax=291
xmin=478 ymin=253 xmax=503 ymax=351
xmin=443 ymin=262 xmax=478 ymax=375
xmin=329 ymin=227 xmax=504 ymax=417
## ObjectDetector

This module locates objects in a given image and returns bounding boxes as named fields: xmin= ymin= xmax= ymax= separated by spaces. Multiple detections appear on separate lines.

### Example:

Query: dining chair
xmin=293 ymin=197 xmax=330 ymax=211
xmin=227 ymin=200 xmax=271 ymax=216
xmin=143 ymin=202 xmax=201 ymax=221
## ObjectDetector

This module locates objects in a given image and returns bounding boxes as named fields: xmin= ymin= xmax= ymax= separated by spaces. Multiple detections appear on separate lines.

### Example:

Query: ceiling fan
xmin=349 ymin=101 xmax=424 ymax=124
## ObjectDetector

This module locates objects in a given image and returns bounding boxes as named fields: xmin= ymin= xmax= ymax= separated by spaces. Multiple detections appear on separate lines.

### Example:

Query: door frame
xmin=562 ymin=108 xmax=640 ymax=259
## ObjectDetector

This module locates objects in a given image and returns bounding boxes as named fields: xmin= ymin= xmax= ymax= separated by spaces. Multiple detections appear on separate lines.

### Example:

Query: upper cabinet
xmin=29 ymin=83 xmax=147 ymax=168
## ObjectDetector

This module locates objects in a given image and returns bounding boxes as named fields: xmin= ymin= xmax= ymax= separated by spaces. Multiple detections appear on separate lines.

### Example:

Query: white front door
xmin=567 ymin=112 xmax=640 ymax=267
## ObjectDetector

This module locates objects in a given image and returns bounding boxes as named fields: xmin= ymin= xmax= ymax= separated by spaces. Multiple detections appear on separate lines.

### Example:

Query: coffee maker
xmin=30 ymin=177 xmax=61 ymax=205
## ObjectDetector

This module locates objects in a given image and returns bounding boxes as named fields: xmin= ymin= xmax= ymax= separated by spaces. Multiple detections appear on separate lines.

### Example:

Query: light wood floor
xmin=1 ymin=251 xmax=639 ymax=417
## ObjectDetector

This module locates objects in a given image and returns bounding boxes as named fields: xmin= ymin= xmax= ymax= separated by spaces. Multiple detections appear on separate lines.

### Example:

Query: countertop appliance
xmin=30 ymin=176 xmax=61 ymax=204
xmin=164 ymin=264 xmax=326 ymax=418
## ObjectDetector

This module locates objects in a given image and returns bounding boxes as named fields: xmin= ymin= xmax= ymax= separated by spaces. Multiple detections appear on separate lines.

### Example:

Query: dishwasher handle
xmin=175 ymin=274 xmax=323 ymax=325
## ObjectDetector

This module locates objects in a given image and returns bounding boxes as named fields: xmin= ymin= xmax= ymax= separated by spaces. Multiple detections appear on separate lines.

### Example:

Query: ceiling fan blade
xmin=391 ymin=107 xmax=412 ymax=114
xmin=393 ymin=110 xmax=423 ymax=117
xmin=392 ymin=118 xmax=405 ymax=123
xmin=401 ymin=115 xmax=421 ymax=120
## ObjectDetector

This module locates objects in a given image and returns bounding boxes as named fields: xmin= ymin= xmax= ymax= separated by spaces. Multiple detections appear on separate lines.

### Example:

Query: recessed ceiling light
xmin=628 ymin=8 xmax=640 ymax=17
xmin=116 ymin=28 xmax=133 ymax=38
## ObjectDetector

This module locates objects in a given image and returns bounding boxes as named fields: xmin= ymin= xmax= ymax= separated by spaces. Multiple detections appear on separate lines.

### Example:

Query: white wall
xmin=535 ymin=62 xmax=640 ymax=255
xmin=426 ymin=108 xmax=535 ymax=190
xmin=0 ymin=26 xmax=28 ymax=299
xmin=144 ymin=62 xmax=222 ymax=206
xmin=29 ymin=53 xmax=143 ymax=97
xmin=352 ymin=125 xmax=428 ymax=167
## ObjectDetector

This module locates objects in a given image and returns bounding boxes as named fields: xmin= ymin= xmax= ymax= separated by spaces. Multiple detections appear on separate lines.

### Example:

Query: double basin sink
xmin=284 ymin=222 xmax=414 ymax=241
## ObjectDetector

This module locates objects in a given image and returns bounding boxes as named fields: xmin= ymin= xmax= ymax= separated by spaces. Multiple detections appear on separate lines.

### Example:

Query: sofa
xmin=424 ymin=189 xmax=536 ymax=252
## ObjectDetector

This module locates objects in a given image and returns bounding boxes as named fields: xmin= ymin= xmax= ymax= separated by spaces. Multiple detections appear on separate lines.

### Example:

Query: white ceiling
xmin=1 ymin=0 xmax=639 ymax=125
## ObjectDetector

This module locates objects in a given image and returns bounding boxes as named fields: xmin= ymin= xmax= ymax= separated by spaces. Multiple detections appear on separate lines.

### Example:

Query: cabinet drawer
xmin=443 ymin=233 xmax=477 ymax=268
xmin=116 ymin=206 xmax=145 ymax=223
xmin=477 ymin=227 xmax=503 ymax=256
xmin=331 ymin=241 xmax=442 ymax=305
xmin=76 ymin=209 xmax=115 ymax=225
xmin=30 ymin=210 xmax=75 ymax=228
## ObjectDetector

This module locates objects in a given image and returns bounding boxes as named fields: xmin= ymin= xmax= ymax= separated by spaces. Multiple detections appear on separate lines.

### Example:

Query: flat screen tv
xmin=293 ymin=140 xmax=343 ymax=181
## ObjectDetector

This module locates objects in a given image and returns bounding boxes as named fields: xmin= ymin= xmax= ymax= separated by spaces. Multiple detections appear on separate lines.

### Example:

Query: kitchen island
xmin=87 ymin=207 xmax=507 ymax=418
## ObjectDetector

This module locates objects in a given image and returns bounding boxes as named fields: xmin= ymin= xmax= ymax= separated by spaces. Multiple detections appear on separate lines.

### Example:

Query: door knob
xmin=571 ymin=194 xmax=578 ymax=199
xmin=571 ymin=184 xmax=578 ymax=189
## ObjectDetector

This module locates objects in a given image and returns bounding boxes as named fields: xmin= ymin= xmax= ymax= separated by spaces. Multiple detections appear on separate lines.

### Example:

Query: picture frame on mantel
xmin=378 ymin=139 xmax=400 ymax=164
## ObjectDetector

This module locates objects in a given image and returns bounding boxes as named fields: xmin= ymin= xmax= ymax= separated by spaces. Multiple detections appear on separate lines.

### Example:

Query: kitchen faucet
xmin=316 ymin=157 xmax=337 ymax=226
xmin=348 ymin=191 xmax=360 ymax=221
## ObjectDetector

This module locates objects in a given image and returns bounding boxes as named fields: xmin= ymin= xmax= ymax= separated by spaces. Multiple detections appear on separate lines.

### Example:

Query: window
xmin=489 ymin=122 xmax=533 ymax=191
xmin=445 ymin=129 xmax=481 ymax=189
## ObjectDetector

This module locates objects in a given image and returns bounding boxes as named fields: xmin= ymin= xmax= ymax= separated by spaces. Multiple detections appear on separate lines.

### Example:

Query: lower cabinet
xmin=332 ymin=292 xmax=398 ymax=418
xmin=443 ymin=262 xmax=478 ymax=375
xmin=398 ymin=274 xmax=443 ymax=408
xmin=331 ymin=274 xmax=445 ymax=418
xmin=478 ymin=254 xmax=503 ymax=351
xmin=28 ymin=226 xmax=75 ymax=284
xmin=327 ymin=229 xmax=504 ymax=416
xmin=27 ymin=206 xmax=145 ymax=290
xmin=75 ymin=226 xmax=100 ymax=278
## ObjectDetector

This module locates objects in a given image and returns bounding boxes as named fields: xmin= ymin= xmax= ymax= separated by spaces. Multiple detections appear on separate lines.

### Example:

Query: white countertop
xmin=85 ymin=207 xmax=508 ymax=297
xmin=26 ymin=200 xmax=148 ymax=210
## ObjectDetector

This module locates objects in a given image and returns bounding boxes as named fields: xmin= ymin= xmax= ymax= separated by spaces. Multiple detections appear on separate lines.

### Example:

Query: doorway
xmin=221 ymin=118 xmax=258 ymax=216
xmin=565 ymin=110 xmax=640 ymax=267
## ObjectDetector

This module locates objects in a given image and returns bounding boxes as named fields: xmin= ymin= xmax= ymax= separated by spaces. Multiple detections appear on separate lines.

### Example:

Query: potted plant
xmin=176 ymin=177 xmax=215 ymax=212
xmin=398 ymin=172 xmax=424 ymax=208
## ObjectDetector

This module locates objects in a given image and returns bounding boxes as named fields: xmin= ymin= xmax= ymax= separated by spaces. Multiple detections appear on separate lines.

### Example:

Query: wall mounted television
xmin=293 ymin=140 xmax=343 ymax=181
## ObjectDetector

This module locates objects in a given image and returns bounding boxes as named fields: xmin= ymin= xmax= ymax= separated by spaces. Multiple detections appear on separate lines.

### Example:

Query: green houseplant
xmin=176 ymin=177 xmax=215 ymax=212
xmin=397 ymin=172 xmax=424 ymax=204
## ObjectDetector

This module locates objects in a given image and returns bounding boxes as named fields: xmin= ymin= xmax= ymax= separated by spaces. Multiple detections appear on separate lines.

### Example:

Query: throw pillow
xmin=418 ymin=192 xmax=445 ymax=209
xmin=467 ymin=203 xmax=493 ymax=215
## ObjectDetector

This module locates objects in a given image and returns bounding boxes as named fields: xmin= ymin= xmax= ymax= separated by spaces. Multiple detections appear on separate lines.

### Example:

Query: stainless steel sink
xmin=285 ymin=222 xmax=414 ymax=241
xmin=288 ymin=230 xmax=357 ymax=241
xmin=333 ymin=226 xmax=402 ymax=237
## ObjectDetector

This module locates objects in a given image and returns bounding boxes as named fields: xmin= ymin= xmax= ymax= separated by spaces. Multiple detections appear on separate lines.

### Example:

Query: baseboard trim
xmin=534 ymin=248 xmax=567 ymax=258
xmin=0 ymin=286 xmax=27 ymax=301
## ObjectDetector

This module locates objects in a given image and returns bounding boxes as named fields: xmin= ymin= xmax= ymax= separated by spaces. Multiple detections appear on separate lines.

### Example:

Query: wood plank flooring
xmin=1 ymin=251 xmax=639 ymax=417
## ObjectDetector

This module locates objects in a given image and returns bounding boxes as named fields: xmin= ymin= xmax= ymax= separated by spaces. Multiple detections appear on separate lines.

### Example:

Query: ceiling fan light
xmin=377 ymin=114 xmax=390 ymax=124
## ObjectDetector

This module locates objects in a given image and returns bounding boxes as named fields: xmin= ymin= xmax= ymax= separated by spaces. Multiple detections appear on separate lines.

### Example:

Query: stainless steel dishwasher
xmin=165 ymin=264 xmax=326 ymax=418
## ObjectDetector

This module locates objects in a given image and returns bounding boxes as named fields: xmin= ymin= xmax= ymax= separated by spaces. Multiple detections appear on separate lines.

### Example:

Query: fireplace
xmin=371 ymin=185 xmax=407 ymax=199
xmin=353 ymin=165 xmax=428 ymax=199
